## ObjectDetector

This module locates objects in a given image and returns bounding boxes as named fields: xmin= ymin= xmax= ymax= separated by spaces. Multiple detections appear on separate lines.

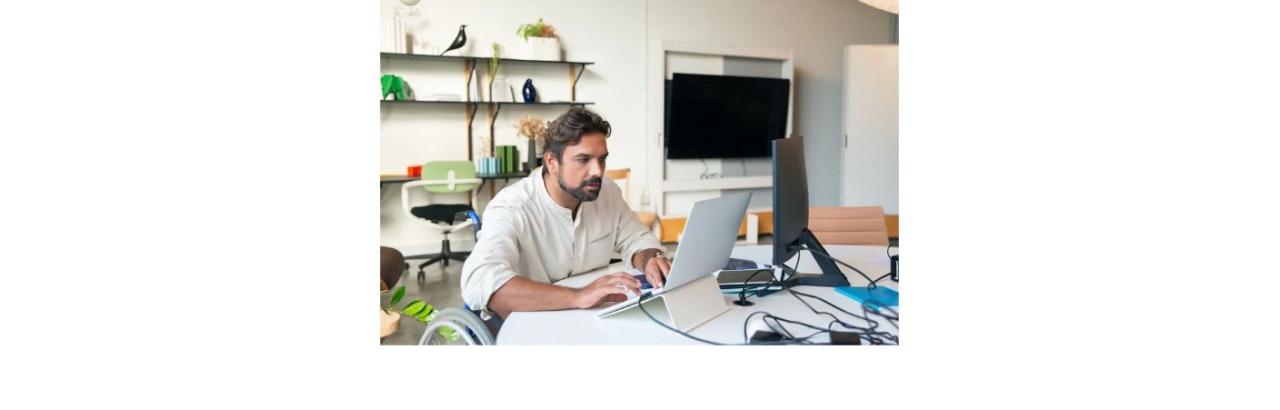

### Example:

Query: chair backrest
xmin=421 ymin=161 xmax=480 ymax=193
xmin=808 ymin=206 xmax=890 ymax=246
xmin=605 ymin=168 xmax=630 ymax=203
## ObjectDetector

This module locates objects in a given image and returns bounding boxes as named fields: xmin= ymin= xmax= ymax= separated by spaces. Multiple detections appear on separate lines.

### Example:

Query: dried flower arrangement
xmin=514 ymin=115 xmax=548 ymax=141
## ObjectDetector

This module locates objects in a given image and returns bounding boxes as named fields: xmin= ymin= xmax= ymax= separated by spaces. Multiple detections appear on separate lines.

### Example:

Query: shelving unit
xmin=379 ymin=52 xmax=594 ymax=162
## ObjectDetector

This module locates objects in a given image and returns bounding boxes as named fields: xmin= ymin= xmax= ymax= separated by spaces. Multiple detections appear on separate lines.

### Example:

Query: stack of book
xmin=496 ymin=145 xmax=519 ymax=174
xmin=477 ymin=145 xmax=521 ymax=175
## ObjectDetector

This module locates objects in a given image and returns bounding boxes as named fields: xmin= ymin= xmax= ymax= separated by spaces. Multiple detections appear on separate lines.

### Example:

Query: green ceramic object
xmin=381 ymin=74 xmax=411 ymax=101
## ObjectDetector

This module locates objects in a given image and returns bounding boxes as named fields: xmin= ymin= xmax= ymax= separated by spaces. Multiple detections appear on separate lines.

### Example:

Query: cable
xmin=788 ymin=288 xmax=898 ymax=344
xmin=635 ymin=293 xmax=726 ymax=345
xmin=871 ymin=272 xmax=893 ymax=286
xmin=634 ymin=298 xmax=808 ymax=345
xmin=732 ymin=268 xmax=776 ymax=306
xmin=633 ymin=258 xmax=899 ymax=345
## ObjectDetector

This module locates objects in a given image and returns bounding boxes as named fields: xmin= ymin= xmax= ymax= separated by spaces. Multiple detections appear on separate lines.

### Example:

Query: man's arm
xmin=461 ymin=200 xmax=642 ymax=319
xmin=610 ymin=184 xmax=664 ymax=270
xmin=488 ymin=273 xmax=641 ymax=319
xmin=608 ymin=181 xmax=670 ymax=286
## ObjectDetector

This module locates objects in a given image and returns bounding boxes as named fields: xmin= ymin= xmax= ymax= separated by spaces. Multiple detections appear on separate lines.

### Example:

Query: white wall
xmin=380 ymin=0 xmax=894 ymax=250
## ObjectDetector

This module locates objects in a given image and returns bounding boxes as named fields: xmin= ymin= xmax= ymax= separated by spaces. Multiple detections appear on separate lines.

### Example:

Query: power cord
xmin=698 ymin=159 xmax=722 ymax=179
xmin=788 ymin=288 xmax=898 ymax=344
xmin=731 ymin=268 xmax=777 ymax=306
xmin=635 ymin=293 xmax=804 ymax=345
xmin=634 ymin=293 xmax=727 ymax=345
xmin=633 ymin=256 xmax=899 ymax=345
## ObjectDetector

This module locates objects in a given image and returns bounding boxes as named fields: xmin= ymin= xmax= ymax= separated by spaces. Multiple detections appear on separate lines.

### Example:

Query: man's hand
xmin=637 ymin=249 xmax=672 ymax=289
xmin=573 ymin=272 xmax=642 ymax=309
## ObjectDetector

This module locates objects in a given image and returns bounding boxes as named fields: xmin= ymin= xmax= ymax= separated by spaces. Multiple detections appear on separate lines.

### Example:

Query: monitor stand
xmin=782 ymin=228 xmax=852 ymax=288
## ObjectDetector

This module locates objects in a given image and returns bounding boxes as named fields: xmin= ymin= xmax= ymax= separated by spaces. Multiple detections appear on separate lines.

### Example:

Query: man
xmin=460 ymin=107 xmax=672 ymax=322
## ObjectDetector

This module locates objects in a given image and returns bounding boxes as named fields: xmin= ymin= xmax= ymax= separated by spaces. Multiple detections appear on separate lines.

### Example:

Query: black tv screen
xmin=666 ymin=73 xmax=790 ymax=159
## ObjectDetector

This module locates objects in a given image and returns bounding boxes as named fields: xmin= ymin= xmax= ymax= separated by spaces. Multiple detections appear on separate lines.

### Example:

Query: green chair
xmin=400 ymin=161 xmax=482 ymax=279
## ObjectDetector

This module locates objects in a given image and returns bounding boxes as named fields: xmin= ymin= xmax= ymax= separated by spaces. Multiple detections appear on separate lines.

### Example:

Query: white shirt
xmin=459 ymin=167 xmax=662 ymax=317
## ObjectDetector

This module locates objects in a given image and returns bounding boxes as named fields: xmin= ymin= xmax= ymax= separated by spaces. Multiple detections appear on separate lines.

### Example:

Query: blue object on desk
xmin=834 ymin=286 xmax=898 ymax=310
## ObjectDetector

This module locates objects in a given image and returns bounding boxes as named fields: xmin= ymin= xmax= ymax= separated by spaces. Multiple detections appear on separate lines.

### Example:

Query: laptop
xmin=595 ymin=192 xmax=752 ymax=317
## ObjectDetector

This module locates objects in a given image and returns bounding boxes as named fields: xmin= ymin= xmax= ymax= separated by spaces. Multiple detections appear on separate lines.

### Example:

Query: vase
xmin=522 ymin=79 xmax=537 ymax=103
xmin=525 ymin=138 xmax=538 ymax=172
xmin=491 ymin=77 xmax=513 ymax=102
xmin=524 ymin=37 xmax=561 ymax=61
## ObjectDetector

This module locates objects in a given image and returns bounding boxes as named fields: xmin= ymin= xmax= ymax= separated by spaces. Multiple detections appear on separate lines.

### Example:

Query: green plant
xmin=489 ymin=43 xmax=502 ymax=78
xmin=384 ymin=285 xmax=459 ymax=342
xmin=487 ymin=43 xmax=502 ymax=100
xmin=516 ymin=18 xmax=557 ymax=41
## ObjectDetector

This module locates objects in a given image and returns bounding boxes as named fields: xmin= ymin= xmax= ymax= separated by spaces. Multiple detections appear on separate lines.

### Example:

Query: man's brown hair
xmin=544 ymin=107 xmax=611 ymax=161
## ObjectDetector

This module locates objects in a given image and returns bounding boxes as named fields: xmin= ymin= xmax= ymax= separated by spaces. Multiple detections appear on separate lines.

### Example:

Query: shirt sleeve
xmin=609 ymin=180 xmax=663 ymax=270
xmin=459 ymin=202 xmax=523 ymax=319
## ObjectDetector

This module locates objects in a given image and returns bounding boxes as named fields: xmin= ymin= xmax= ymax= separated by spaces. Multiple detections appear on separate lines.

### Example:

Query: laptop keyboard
xmin=633 ymin=274 xmax=654 ymax=290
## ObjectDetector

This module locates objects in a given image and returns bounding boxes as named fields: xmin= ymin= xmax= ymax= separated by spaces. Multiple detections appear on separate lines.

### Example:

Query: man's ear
xmin=543 ymin=151 xmax=557 ymax=173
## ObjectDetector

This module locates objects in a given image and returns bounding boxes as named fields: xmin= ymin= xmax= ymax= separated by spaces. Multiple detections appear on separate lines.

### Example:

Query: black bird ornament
xmin=441 ymin=25 xmax=467 ymax=56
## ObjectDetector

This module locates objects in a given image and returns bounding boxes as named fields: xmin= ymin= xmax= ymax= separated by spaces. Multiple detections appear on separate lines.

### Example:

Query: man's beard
xmin=557 ymin=170 xmax=603 ymax=202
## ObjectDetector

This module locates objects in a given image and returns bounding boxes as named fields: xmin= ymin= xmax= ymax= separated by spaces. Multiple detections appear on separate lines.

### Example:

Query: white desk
xmin=496 ymin=245 xmax=898 ymax=345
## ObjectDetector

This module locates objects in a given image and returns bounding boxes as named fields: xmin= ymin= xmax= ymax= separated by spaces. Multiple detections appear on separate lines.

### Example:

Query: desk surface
xmin=496 ymin=245 xmax=898 ymax=345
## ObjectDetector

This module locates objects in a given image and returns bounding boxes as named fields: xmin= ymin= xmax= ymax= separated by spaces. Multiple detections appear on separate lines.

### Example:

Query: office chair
xmin=807 ymin=206 xmax=891 ymax=245
xmin=401 ymin=161 xmax=482 ymax=280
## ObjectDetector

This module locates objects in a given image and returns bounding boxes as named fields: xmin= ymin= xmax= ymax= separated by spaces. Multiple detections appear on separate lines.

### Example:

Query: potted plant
xmin=382 ymin=284 xmax=460 ymax=342
xmin=487 ymin=43 xmax=509 ymax=102
xmin=514 ymin=115 xmax=548 ymax=171
xmin=516 ymin=18 xmax=560 ymax=61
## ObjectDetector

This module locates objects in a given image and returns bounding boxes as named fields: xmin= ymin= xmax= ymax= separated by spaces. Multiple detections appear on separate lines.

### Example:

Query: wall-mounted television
xmin=665 ymin=73 xmax=790 ymax=159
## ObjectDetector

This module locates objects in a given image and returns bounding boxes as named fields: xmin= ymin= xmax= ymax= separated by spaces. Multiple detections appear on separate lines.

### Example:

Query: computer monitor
xmin=772 ymin=136 xmax=851 ymax=287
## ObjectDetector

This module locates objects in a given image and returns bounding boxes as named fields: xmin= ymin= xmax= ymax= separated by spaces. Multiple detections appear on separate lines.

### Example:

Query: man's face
xmin=551 ymin=132 xmax=608 ymax=202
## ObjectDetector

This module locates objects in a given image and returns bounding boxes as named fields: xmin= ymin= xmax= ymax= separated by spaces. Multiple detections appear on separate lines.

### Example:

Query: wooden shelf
xmin=380 ymin=172 xmax=530 ymax=184
xmin=380 ymin=100 xmax=593 ymax=106
xmin=380 ymin=50 xmax=592 ymax=169
xmin=380 ymin=52 xmax=593 ymax=66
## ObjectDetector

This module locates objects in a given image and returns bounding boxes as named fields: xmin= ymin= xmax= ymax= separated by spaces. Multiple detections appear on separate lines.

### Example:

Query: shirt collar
xmin=534 ymin=167 xmax=575 ymax=220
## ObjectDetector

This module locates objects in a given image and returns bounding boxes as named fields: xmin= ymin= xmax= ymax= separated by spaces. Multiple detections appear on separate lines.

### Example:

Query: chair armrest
xmin=401 ymin=180 xmax=430 ymax=220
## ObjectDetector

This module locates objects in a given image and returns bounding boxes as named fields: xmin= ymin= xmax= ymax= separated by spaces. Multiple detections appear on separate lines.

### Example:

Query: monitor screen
xmin=666 ymin=73 xmax=790 ymax=159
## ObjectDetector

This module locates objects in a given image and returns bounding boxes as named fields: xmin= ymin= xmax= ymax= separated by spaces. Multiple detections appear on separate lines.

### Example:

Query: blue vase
xmin=522 ymin=79 xmax=537 ymax=103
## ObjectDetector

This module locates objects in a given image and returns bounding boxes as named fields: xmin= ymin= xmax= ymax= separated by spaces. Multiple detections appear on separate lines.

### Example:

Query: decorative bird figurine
xmin=441 ymin=25 xmax=467 ymax=56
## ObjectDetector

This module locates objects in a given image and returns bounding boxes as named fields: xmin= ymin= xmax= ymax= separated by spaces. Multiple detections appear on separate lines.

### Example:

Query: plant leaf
xmin=390 ymin=286 xmax=406 ymax=306
xmin=402 ymin=300 xmax=426 ymax=316
xmin=415 ymin=304 xmax=435 ymax=322
xmin=438 ymin=326 xmax=460 ymax=343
